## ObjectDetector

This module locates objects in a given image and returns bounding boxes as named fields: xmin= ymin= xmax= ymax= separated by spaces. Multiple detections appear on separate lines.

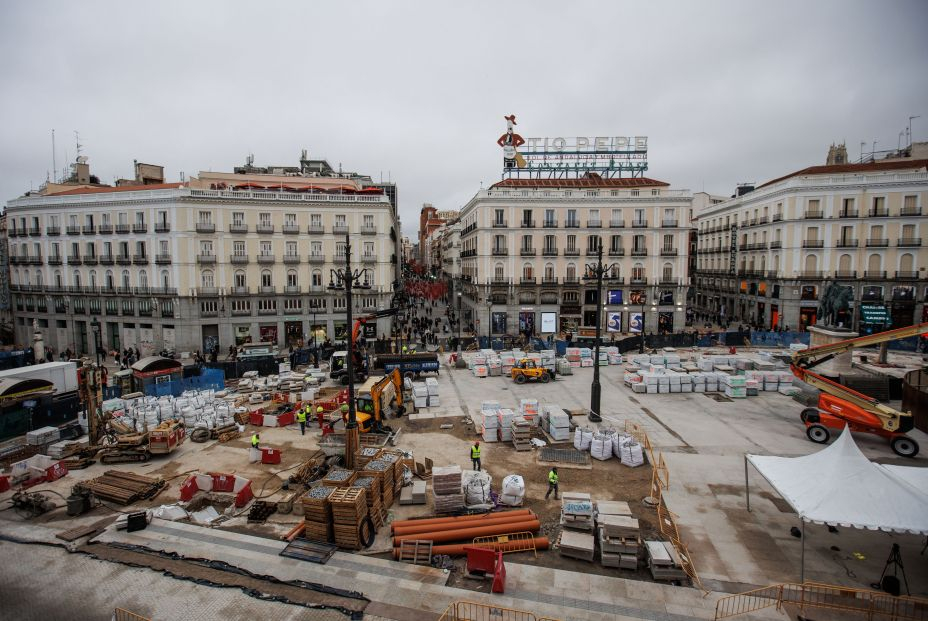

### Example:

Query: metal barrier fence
xmin=113 ymin=609 xmax=151 ymax=621
xmin=714 ymin=581 xmax=928 ymax=621
xmin=146 ymin=368 xmax=225 ymax=398
xmin=438 ymin=600 xmax=561 ymax=621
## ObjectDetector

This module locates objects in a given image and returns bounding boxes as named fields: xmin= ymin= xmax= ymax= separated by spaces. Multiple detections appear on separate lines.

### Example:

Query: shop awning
xmin=859 ymin=304 xmax=892 ymax=325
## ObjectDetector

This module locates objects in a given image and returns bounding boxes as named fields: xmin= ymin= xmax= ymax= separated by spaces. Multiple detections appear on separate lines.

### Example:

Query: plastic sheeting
xmin=747 ymin=430 xmax=928 ymax=534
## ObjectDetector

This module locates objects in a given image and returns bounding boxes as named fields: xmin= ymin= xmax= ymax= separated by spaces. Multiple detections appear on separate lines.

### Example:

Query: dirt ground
xmin=388 ymin=415 xmax=664 ymax=587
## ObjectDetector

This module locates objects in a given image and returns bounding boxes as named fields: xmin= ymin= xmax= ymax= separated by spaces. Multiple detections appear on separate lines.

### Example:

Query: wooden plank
xmin=55 ymin=516 xmax=117 ymax=542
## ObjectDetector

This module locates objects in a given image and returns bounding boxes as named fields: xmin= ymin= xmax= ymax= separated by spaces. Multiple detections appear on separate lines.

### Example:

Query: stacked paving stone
xmin=560 ymin=492 xmax=594 ymax=531
xmin=431 ymin=465 xmax=464 ymax=513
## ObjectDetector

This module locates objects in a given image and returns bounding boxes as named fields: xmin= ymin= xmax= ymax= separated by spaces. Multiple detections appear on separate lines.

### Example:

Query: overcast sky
xmin=2 ymin=1 xmax=926 ymax=236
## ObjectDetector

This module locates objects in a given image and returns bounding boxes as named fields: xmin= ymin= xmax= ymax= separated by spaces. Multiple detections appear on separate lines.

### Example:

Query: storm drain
xmin=538 ymin=448 xmax=590 ymax=465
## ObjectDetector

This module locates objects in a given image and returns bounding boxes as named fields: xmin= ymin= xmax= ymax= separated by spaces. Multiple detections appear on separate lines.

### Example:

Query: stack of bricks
xmin=301 ymin=485 xmax=336 ymax=542
xmin=329 ymin=487 xmax=369 ymax=550
xmin=431 ymin=465 xmax=464 ymax=513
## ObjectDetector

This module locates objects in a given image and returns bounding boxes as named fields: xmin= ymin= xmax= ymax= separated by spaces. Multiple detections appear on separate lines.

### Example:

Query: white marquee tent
xmin=744 ymin=430 xmax=928 ymax=580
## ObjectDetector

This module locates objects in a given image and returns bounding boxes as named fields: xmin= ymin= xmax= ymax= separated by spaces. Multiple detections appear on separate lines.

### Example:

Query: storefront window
xmin=235 ymin=326 xmax=252 ymax=346
xmin=259 ymin=325 xmax=278 ymax=344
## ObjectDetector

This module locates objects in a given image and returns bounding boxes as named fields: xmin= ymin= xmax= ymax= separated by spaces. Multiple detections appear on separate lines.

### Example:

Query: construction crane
xmin=790 ymin=322 xmax=927 ymax=457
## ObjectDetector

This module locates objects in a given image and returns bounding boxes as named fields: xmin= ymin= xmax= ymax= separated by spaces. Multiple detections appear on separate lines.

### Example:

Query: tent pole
xmin=800 ymin=519 xmax=806 ymax=583
xmin=744 ymin=454 xmax=751 ymax=512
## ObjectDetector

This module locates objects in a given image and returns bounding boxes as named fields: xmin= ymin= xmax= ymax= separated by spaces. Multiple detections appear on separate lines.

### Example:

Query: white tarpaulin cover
xmin=747 ymin=430 xmax=928 ymax=534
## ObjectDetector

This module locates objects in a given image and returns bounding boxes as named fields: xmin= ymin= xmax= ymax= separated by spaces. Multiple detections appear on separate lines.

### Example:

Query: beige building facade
xmin=457 ymin=178 xmax=693 ymax=338
xmin=693 ymin=159 xmax=928 ymax=331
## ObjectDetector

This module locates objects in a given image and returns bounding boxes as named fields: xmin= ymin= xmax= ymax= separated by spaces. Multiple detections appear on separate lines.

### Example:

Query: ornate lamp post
xmin=582 ymin=245 xmax=618 ymax=423
xmin=455 ymin=291 xmax=466 ymax=368
xmin=327 ymin=234 xmax=371 ymax=468
xmin=486 ymin=297 xmax=493 ymax=348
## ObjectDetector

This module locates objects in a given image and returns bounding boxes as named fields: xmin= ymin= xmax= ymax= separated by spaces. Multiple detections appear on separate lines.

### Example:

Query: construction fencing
xmin=439 ymin=600 xmax=561 ymax=621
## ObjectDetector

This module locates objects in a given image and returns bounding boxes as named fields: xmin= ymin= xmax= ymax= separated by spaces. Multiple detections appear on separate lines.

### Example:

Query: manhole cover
xmin=539 ymin=448 xmax=590 ymax=465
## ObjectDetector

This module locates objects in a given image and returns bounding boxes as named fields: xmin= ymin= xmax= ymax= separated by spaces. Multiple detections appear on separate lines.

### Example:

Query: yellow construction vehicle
xmin=510 ymin=358 xmax=552 ymax=384
xmin=351 ymin=368 xmax=406 ymax=433
xmin=791 ymin=321 xmax=927 ymax=457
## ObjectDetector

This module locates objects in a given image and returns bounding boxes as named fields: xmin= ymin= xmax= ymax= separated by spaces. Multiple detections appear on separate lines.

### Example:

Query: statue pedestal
xmin=807 ymin=325 xmax=859 ymax=373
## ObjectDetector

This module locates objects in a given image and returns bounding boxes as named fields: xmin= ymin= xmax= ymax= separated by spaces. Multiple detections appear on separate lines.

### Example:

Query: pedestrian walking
xmin=471 ymin=441 xmax=481 ymax=471
xmin=296 ymin=405 xmax=307 ymax=435
xmin=545 ymin=467 xmax=559 ymax=500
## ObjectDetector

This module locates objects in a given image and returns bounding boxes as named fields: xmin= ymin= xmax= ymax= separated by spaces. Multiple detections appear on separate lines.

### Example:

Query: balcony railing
xmin=898 ymin=238 xmax=922 ymax=247
xmin=895 ymin=271 xmax=919 ymax=279
xmin=629 ymin=277 xmax=648 ymax=285
xmin=660 ymin=276 xmax=678 ymax=285
xmin=258 ymin=286 xmax=276 ymax=294
xmin=229 ymin=223 xmax=248 ymax=233
xmin=605 ymin=275 xmax=624 ymax=283
xmin=361 ymin=254 xmax=377 ymax=263
xmin=868 ymin=208 xmax=889 ymax=217
xmin=587 ymin=219 xmax=601 ymax=228
xmin=98 ymin=224 xmax=113 ymax=234
xmin=661 ymin=220 xmax=678 ymax=228
xmin=770 ymin=240 xmax=782 ymax=249
xmin=839 ymin=211 xmax=858 ymax=218
xmin=520 ymin=277 xmax=536 ymax=285
xmin=864 ymin=270 xmax=887 ymax=279
xmin=283 ymin=224 xmax=301 ymax=234
xmin=836 ymin=239 xmax=858 ymax=247
xmin=155 ymin=254 xmax=172 ymax=264
xmin=283 ymin=285 xmax=300 ymax=294
xmin=82 ymin=256 xmax=97 ymax=265
xmin=866 ymin=238 xmax=889 ymax=247
xmin=608 ymin=248 xmax=625 ymax=257
xmin=520 ymin=248 xmax=536 ymax=256
xmin=133 ymin=254 xmax=149 ymax=264
xmin=195 ymin=222 xmax=216 ymax=233
xmin=804 ymin=211 xmax=823 ymax=219
xmin=562 ymin=277 xmax=580 ymax=285
xmin=543 ymin=220 xmax=558 ymax=228
xmin=660 ymin=248 xmax=678 ymax=256
xmin=491 ymin=248 xmax=508 ymax=256
xmin=900 ymin=206 xmax=922 ymax=216
xmin=115 ymin=224 xmax=131 ymax=234
xmin=197 ymin=287 xmax=220 ymax=297
xmin=67 ymin=255 xmax=82 ymax=265
xmin=333 ymin=224 xmax=349 ymax=234
xmin=801 ymin=240 xmax=824 ymax=248
xmin=66 ymin=226 xmax=81 ymax=235
xmin=834 ymin=270 xmax=857 ymax=279
xmin=631 ymin=220 xmax=648 ymax=228
xmin=257 ymin=254 xmax=276 ymax=264
xmin=283 ymin=254 xmax=301 ymax=264
xmin=609 ymin=220 xmax=624 ymax=228
xmin=197 ymin=254 xmax=217 ymax=264
xmin=133 ymin=223 xmax=147 ymax=234
xmin=772 ymin=214 xmax=783 ymax=222
xmin=631 ymin=248 xmax=648 ymax=256
xmin=48 ymin=255 xmax=63 ymax=265
xmin=491 ymin=278 xmax=510 ymax=285
xmin=758 ymin=216 xmax=769 ymax=224
xmin=230 ymin=286 xmax=250 ymax=296
xmin=542 ymin=277 xmax=558 ymax=285
xmin=99 ymin=254 xmax=114 ymax=265
xmin=799 ymin=271 xmax=824 ymax=278
xmin=308 ymin=224 xmax=324 ymax=234
xmin=28 ymin=227 xmax=41 ymax=236
xmin=154 ymin=222 xmax=170 ymax=233
xmin=563 ymin=248 xmax=580 ymax=256
xmin=542 ymin=248 xmax=558 ymax=256
xmin=116 ymin=255 xmax=131 ymax=265
xmin=46 ymin=227 xmax=61 ymax=236
xmin=256 ymin=224 xmax=275 ymax=234
xmin=564 ymin=220 xmax=580 ymax=228
xmin=492 ymin=221 xmax=508 ymax=228
xmin=308 ymin=253 xmax=325 ymax=263
xmin=521 ymin=220 xmax=536 ymax=228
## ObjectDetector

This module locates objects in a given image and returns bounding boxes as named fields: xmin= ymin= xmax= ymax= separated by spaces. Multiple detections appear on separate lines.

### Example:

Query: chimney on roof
xmin=736 ymin=183 xmax=755 ymax=197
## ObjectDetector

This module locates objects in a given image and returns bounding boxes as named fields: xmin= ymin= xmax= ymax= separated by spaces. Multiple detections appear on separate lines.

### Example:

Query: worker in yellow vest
xmin=545 ymin=467 xmax=559 ymax=500
xmin=296 ymin=406 xmax=307 ymax=436
xmin=249 ymin=432 xmax=261 ymax=464
xmin=471 ymin=441 xmax=481 ymax=471
xmin=251 ymin=433 xmax=260 ymax=449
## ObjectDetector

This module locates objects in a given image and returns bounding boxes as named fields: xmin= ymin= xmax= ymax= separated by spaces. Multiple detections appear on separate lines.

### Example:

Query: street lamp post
xmin=583 ymin=245 xmax=617 ymax=423
xmin=455 ymin=291 xmax=466 ymax=368
xmin=486 ymin=298 xmax=493 ymax=348
xmin=327 ymin=234 xmax=371 ymax=468
xmin=91 ymin=317 xmax=102 ymax=366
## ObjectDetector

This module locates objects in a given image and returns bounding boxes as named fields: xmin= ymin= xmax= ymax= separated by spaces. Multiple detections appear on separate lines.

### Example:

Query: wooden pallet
xmin=279 ymin=538 xmax=337 ymax=564
xmin=55 ymin=516 xmax=117 ymax=542
xmin=398 ymin=539 xmax=433 ymax=565
xmin=85 ymin=470 xmax=166 ymax=505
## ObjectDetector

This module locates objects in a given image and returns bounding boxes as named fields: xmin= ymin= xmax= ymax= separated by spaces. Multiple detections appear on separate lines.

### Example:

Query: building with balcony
xmin=692 ymin=157 xmax=928 ymax=332
xmin=5 ymin=154 xmax=400 ymax=355
xmin=456 ymin=175 xmax=694 ymax=337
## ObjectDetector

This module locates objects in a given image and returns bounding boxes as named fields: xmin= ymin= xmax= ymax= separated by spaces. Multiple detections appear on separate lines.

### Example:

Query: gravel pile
xmin=365 ymin=460 xmax=389 ymax=471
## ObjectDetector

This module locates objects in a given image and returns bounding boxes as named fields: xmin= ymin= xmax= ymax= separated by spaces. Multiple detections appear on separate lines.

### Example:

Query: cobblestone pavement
xmin=0 ymin=540 xmax=348 ymax=621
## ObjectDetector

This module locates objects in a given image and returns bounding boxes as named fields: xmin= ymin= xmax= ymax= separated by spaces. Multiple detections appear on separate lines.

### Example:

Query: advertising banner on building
xmin=658 ymin=312 xmax=674 ymax=333
xmin=606 ymin=312 xmax=623 ymax=332
xmin=659 ymin=290 xmax=674 ymax=305
xmin=235 ymin=326 xmax=252 ymax=345
xmin=519 ymin=311 xmax=535 ymax=335
xmin=629 ymin=312 xmax=643 ymax=333
xmin=492 ymin=312 xmax=507 ymax=334
xmin=607 ymin=289 xmax=623 ymax=305
xmin=540 ymin=312 xmax=557 ymax=333
xmin=629 ymin=290 xmax=646 ymax=305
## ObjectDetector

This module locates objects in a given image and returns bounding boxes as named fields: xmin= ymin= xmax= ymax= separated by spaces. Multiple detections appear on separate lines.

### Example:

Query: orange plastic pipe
xmin=390 ymin=509 xmax=533 ymax=533
xmin=393 ymin=537 xmax=550 ymax=558
xmin=392 ymin=519 xmax=540 ymax=546
xmin=392 ymin=513 xmax=538 ymax=537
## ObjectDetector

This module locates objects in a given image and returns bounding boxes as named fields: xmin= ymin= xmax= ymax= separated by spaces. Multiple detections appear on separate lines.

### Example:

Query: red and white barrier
xmin=180 ymin=471 xmax=253 ymax=507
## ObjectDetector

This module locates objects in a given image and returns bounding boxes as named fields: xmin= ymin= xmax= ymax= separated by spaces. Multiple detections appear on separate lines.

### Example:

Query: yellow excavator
xmin=791 ymin=321 xmax=927 ymax=457
xmin=350 ymin=369 xmax=406 ymax=433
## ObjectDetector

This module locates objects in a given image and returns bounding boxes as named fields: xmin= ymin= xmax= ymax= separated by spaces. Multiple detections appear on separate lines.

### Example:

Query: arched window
xmin=54 ymin=271 xmax=62 ymax=287
xmin=105 ymin=270 xmax=114 ymax=289
xmin=121 ymin=270 xmax=131 ymax=289
xmin=803 ymin=254 xmax=818 ymax=274
xmin=544 ymin=263 xmax=554 ymax=281
xmin=35 ymin=271 xmax=43 ymax=287
xmin=609 ymin=264 xmax=620 ymax=279
xmin=87 ymin=270 xmax=95 ymax=288
xmin=287 ymin=269 xmax=298 ymax=287
xmin=201 ymin=269 xmax=214 ymax=288
xmin=867 ymin=253 xmax=882 ymax=273
xmin=234 ymin=270 xmax=246 ymax=288
xmin=838 ymin=254 xmax=852 ymax=273
xmin=662 ymin=262 xmax=673 ymax=282
xmin=73 ymin=270 xmax=81 ymax=287
xmin=566 ymin=263 xmax=576 ymax=281
xmin=312 ymin=270 xmax=322 ymax=287
xmin=632 ymin=262 xmax=644 ymax=281
xmin=494 ymin=263 xmax=504 ymax=280
xmin=760 ymin=256 xmax=766 ymax=273
xmin=772 ymin=254 xmax=780 ymax=272
xmin=261 ymin=270 xmax=272 ymax=287
xmin=160 ymin=270 xmax=170 ymax=288
xmin=899 ymin=252 xmax=914 ymax=273
xmin=138 ymin=270 xmax=148 ymax=288
xmin=522 ymin=263 xmax=533 ymax=280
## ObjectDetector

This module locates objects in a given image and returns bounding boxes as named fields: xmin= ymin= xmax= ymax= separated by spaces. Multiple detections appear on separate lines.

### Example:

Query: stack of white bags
xmin=499 ymin=474 xmax=525 ymax=506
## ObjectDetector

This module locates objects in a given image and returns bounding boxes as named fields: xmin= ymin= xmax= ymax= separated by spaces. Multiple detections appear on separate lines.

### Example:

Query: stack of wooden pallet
xmin=85 ymin=470 xmax=166 ymax=505
xmin=431 ymin=465 xmax=463 ymax=514
xmin=354 ymin=475 xmax=384 ymax=528
xmin=354 ymin=447 xmax=381 ymax=469
xmin=329 ymin=487 xmax=369 ymax=550
xmin=511 ymin=420 xmax=533 ymax=451
xmin=598 ymin=515 xmax=640 ymax=570
xmin=560 ymin=492 xmax=594 ymax=531
xmin=322 ymin=468 xmax=357 ymax=488
xmin=360 ymin=459 xmax=394 ymax=508
xmin=379 ymin=449 xmax=406 ymax=495
xmin=301 ymin=486 xmax=336 ymax=542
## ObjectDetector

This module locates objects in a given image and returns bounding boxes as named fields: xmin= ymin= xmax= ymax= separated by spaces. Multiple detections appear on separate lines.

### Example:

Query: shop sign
xmin=560 ymin=305 xmax=581 ymax=315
